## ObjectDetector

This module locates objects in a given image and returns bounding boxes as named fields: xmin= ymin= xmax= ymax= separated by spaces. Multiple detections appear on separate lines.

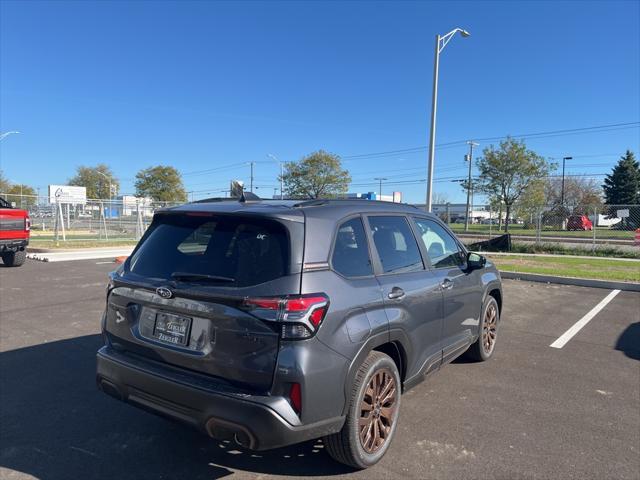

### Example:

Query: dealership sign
xmin=48 ymin=185 xmax=87 ymax=204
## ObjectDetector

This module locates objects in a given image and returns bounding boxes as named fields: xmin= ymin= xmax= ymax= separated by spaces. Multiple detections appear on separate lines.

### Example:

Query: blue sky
xmin=1 ymin=0 xmax=639 ymax=203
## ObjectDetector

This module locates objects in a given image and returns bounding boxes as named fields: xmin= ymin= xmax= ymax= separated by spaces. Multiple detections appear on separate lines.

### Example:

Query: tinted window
xmin=368 ymin=216 xmax=423 ymax=274
xmin=128 ymin=214 xmax=289 ymax=287
xmin=413 ymin=217 xmax=464 ymax=269
xmin=331 ymin=217 xmax=373 ymax=277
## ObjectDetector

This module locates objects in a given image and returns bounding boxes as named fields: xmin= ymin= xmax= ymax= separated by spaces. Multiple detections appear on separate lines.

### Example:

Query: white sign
xmin=617 ymin=209 xmax=630 ymax=218
xmin=49 ymin=185 xmax=87 ymax=205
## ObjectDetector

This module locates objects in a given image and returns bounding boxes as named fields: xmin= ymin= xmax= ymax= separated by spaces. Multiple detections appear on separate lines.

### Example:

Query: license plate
xmin=153 ymin=312 xmax=192 ymax=346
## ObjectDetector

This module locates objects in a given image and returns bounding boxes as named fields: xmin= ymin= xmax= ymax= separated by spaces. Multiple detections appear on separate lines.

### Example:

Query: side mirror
xmin=467 ymin=252 xmax=486 ymax=271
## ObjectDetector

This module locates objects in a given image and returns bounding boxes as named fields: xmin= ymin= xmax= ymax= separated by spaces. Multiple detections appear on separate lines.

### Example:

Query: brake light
xmin=242 ymin=294 xmax=329 ymax=340
xmin=25 ymin=216 xmax=30 ymax=232
xmin=289 ymin=383 xmax=302 ymax=415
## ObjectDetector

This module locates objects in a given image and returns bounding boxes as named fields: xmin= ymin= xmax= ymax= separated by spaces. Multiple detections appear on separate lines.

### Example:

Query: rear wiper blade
xmin=171 ymin=272 xmax=236 ymax=283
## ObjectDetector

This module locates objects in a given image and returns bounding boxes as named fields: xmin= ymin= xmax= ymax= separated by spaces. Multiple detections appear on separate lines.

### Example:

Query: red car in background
xmin=0 ymin=196 xmax=30 ymax=267
xmin=567 ymin=214 xmax=593 ymax=231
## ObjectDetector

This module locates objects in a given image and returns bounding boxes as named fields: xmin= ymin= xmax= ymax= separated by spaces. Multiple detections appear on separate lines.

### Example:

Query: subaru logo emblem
xmin=156 ymin=287 xmax=173 ymax=299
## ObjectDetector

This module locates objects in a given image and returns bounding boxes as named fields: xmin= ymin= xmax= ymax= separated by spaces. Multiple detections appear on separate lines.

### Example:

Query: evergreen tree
xmin=602 ymin=150 xmax=640 ymax=205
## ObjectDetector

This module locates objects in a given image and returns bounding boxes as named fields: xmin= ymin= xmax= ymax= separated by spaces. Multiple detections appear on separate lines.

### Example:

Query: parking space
xmin=0 ymin=260 xmax=638 ymax=480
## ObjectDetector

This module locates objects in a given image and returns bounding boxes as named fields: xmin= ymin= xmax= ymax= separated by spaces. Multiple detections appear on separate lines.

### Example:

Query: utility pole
xmin=374 ymin=177 xmax=387 ymax=199
xmin=561 ymin=156 xmax=572 ymax=207
xmin=464 ymin=141 xmax=479 ymax=232
xmin=250 ymin=162 xmax=255 ymax=192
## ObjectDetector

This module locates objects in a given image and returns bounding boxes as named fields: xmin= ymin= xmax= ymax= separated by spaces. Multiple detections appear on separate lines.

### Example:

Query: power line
xmin=341 ymin=121 xmax=639 ymax=161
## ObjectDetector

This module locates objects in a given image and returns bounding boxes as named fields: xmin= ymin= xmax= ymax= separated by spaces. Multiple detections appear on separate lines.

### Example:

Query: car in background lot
xmin=567 ymin=214 xmax=593 ymax=231
xmin=0 ymin=196 xmax=30 ymax=267
xmin=96 ymin=197 xmax=503 ymax=469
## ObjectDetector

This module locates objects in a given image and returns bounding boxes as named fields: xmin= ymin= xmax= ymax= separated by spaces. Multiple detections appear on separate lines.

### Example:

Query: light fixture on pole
xmin=425 ymin=27 xmax=471 ymax=212
xmin=374 ymin=177 xmax=388 ymax=198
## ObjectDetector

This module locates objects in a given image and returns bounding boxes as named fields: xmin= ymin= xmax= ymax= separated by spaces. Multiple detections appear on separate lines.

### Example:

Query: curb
xmin=485 ymin=252 xmax=640 ymax=262
xmin=500 ymin=271 xmax=640 ymax=292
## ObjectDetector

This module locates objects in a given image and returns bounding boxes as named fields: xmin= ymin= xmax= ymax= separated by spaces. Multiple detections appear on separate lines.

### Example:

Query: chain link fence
xmin=1 ymin=194 xmax=179 ymax=245
xmin=3 ymin=193 xmax=640 ymax=253
xmin=427 ymin=202 xmax=640 ymax=253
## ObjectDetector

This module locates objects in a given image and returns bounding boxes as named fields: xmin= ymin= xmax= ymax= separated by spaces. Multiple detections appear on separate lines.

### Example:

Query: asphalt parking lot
xmin=0 ymin=259 xmax=638 ymax=480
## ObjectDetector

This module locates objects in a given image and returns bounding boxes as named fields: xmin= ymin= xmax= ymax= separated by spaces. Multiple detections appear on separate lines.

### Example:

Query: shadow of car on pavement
xmin=0 ymin=334 xmax=353 ymax=480
xmin=615 ymin=321 xmax=640 ymax=361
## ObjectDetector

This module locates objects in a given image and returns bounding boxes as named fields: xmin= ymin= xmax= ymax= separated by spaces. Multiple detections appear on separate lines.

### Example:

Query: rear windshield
xmin=128 ymin=213 xmax=290 ymax=287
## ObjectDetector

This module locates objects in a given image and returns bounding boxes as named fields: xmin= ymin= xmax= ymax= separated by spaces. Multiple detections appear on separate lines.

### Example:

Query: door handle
xmin=388 ymin=287 xmax=405 ymax=300
xmin=441 ymin=278 xmax=454 ymax=290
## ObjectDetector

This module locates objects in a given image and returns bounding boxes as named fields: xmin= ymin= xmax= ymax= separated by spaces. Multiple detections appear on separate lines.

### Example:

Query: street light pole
xmin=0 ymin=131 xmax=20 ymax=141
xmin=374 ymin=177 xmax=387 ymax=199
xmin=268 ymin=154 xmax=284 ymax=199
xmin=425 ymin=28 xmax=470 ymax=212
xmin=561 ymin=156 xmax=572 ymax=207
xmin=464 ymin=141 xmax=479 ymax=232
xmin=96 ymin=171 xmax=113 ymax=218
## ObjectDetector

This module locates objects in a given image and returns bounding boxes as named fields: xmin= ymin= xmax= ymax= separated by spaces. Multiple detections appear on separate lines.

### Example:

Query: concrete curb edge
xmin=500 ymin=271 xmax=640 ymax=292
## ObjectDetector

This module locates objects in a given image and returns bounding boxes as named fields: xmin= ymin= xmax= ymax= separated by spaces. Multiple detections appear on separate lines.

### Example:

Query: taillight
xmin=25 ymin=216 xmax=30 ymax=232
xmin=242 ymin=293 xmax=329 ymax=340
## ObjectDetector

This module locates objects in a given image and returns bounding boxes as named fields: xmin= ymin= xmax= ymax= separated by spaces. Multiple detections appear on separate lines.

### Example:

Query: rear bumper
xmin=0 ymin=238 xmax=28 ymax=252
xmin=96 ymin=346 xmax=344 ymax=450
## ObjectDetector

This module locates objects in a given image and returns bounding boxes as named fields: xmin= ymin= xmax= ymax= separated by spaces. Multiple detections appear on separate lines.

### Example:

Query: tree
xmin=281 ymin=150 xmax=351 ymax=199
xmin=432 ymin=192 xmax=450 ymax=205
xmin=544 ymin=176 xmax=602 ymax=215
xmin=68 ymin=164 xmax=119 ymax=199
xmin=5 ymin=184 xmax=37 ymax=209
xmin=513 ymin=179 xmax=546 ymax=227
xmin=476 ymin=138 xmax=555 ymax=232
xmin=0 ymin=170 xmax=10 ymax=193
xmin=135 ymin=165 xmax=187 ymax=202
xmin=602 ymin=150 xmax=640 ymax=228
xmin=602 ymin=150 xmax=640 ymax=205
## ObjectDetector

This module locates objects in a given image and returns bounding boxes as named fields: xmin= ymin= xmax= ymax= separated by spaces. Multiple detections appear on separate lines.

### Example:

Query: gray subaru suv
xmin=96 ymin=197 xmax=502 ymax=469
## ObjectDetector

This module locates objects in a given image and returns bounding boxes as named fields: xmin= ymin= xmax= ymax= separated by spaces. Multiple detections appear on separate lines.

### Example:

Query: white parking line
xmin=550 ymin=289 xmax=621 ymax=349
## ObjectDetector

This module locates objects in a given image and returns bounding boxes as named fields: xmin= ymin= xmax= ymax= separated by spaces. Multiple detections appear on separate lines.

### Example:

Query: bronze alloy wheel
xmin=482 ymin=301 xmax=498 ymax=355
xmin=358 ymin=368 xmax=398 ymax=454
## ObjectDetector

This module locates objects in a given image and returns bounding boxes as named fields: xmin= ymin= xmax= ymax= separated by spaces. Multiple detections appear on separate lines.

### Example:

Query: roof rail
xmin=191 ymin=197 xmax=238 ymax=204
xmin=293 ymin=198 xmax=419 ymax=209
xmin=190 ymin=191 xmax=262 ymax=204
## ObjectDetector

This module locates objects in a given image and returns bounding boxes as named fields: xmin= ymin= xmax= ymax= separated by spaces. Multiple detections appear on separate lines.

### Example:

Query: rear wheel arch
xmin=373 ymin=341 xmax=406 ymax=388
xmin=341 ymin=331 xmax=412 ymax=416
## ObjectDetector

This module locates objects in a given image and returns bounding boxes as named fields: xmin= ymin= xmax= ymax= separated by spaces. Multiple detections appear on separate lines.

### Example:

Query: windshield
xmin=128 ymin=213 xmax=290 ymax=287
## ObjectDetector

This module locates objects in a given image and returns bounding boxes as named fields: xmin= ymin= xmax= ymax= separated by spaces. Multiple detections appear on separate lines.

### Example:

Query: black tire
xmin=1 ymin=250 xmax=26 ymax=267
xmin=324 ymin=351 xmax=401 ymax=469
xmin=465 ymin=295 xmax=500 ymax=362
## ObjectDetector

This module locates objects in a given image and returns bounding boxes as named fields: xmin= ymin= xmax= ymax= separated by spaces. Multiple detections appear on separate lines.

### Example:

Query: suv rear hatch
xmin=105 ymin=209 xmax=304 ymax=392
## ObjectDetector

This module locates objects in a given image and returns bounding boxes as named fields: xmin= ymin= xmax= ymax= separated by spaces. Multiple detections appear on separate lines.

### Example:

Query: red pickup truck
xmin=0 ymin=196 xmax=30 ymax=267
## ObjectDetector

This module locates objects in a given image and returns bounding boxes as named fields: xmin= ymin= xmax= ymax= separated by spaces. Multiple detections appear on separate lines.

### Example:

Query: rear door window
xmin=331 ymin=217 xmax=373 ymax=277
xmin=128 ymin=214 xmax=289 ymax=287
xmin=367 ymin=216 xmax=424 ymax=274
